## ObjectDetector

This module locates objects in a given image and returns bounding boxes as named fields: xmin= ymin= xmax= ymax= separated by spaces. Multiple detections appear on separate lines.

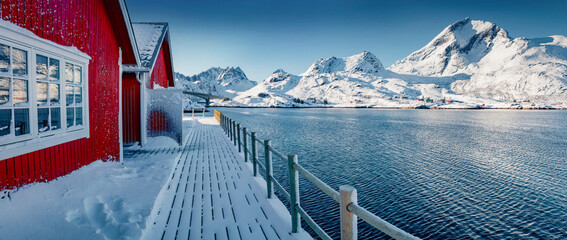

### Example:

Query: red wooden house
xmin=122 ymin=22 xmax=177 ymax=146
xmin=0 ymin=0 xmax=176 ymax=192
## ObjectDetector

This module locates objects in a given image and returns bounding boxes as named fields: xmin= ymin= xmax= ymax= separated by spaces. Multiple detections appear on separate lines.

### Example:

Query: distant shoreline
xmin=205 ymin=106 xmax=567 ymax=110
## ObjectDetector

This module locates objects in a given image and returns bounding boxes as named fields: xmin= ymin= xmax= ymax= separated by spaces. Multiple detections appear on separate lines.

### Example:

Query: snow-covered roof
xmin=132 ymin=22 xmax=169 ymax=68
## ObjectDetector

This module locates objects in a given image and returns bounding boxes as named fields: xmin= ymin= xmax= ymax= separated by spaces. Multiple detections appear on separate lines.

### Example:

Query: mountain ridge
xmin=389 ymin=17 xmax=567 ymax=103
xmin=177 ymin=18 xmax=567 ymax=108
xmin=175 ymin=66 xmax=257 ymax=97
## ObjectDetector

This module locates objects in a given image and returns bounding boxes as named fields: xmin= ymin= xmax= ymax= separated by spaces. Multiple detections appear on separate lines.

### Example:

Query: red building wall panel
xmin=21 ymin=154 xmax=28 ymax=185
xmin=122 ymin=73 xmax=141 ymax=144
xmin=163 ymin=39 xmax=174 ymax=87
xmin=13 ymin=156 xmax=21 ymax=187
xmin=0 ymin=160 xmax=6 ymax=190
xmin=5 ymin=158 xmax=14 ymax=188
xmin=148 ymin=110 xmax=170 ymax=134
xmin=0 ymin=0 xmax=127 ymax=191
xmin=147 ymin=38 xmax=176 ymax=138
xmin=149 ymin=45 xmax=170 ymax=89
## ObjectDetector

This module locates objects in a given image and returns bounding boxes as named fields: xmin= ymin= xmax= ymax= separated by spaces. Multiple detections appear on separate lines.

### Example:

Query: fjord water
xmin=216 ymin=108 xmax=567 ymax=239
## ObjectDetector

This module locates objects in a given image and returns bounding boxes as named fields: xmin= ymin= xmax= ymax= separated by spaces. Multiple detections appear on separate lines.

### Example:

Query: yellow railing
xmin=214 ymin=109 xmax=221 ymax=122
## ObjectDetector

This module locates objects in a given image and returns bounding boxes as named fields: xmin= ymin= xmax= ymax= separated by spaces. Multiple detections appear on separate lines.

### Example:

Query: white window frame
xmin=34 ymin=52 xmax=64 ymax=137
xmin=0 ymin=42 xmax=33 ymax=144
xmin=0 ymin=21 xmax=90 ymax=160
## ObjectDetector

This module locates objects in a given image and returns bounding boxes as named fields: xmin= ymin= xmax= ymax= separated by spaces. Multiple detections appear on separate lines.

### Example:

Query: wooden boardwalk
xmin=142 ymin=117 xmax=305 ymax=240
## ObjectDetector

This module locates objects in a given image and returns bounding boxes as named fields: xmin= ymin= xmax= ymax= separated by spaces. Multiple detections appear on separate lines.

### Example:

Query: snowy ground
xmin=0 ymin=118 xmax=194 ymax=239
xmin=0 ymin=117 xmax=309 ymax=240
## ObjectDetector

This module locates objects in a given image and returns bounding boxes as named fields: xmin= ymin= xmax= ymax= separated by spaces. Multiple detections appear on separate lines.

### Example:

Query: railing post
xmin=251 ymin=132 xmax=258 ymax=177
xmin=243 ymin=127 xmax=248 ymax=162
xmin=340 ymin=185 xmax=358 ymax=240
xmin=264 ymin=140 xmax=273 ymax=198
xmin=233 ymin=121 xmax=237 ymax=146
xmin=237 ymin=124 xmax=241 ymax=152
xmin=288 ymin=154 xmax=300 ymax=233
xmin=229 ymin=119 xmax=233 ymax=140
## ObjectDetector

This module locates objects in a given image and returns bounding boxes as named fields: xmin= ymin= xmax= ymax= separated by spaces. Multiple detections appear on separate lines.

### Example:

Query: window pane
xmin=74 ymin=65 xmax=82 ymax=84
xmin=66 ymin=85 xmax=74 ymax=106
xmin=49 ymin=58 xmax=60 ymax=81
xmin=0 ymin=109 xmax=10 ymax=136
xmin=14 ymin=108 xmax=29 ymax=136
xmin=51 ymin=107 xmax=60 ymax=130
xmin=49 ymin=83 xmax=59 ymax=105
xmin=37 ymin=82 xmax=48 ymax=106
xmin=36 ymin=55 xmax=48 ymax=80
xmin=13 ymin=48 xmax=27 ymax=76
xmin=13 ymin=79 xmax=28 ymax=106
xmin=76 ymin=107 xmax=83 ymax=126
xmin=65 ymin=63 xmax=73 ymax=83
xmin=0 ymin=44 xmax=9 ymax=73
xmin=38 ymin=108 xmax=49 ymax=133
xmin=74 ymin=86 xmax=82 ymax=104
xmin=0 ymin=77 xmax=8 ymax=105
xmin=66 ymin=107 xmax=74 ymax=128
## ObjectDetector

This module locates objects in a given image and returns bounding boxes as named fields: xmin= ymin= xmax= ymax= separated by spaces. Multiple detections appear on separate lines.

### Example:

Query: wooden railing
xmin=216 ymin=110 xmax=421 ymax=240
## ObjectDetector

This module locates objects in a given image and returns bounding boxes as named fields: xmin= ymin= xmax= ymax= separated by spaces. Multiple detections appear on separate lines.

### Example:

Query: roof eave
xmin=146 ymin=23 xmax=169 ymax=71
xmin=118 ymin=0 xmax=141 ymax=66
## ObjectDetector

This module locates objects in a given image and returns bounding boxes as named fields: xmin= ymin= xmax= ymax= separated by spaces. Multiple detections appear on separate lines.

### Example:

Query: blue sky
xmin=126 ymin=0 xmax=567 ymax=82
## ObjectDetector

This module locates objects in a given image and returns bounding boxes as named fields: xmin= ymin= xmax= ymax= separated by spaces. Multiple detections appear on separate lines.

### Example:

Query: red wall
xmin=122 ymin=73 xmax=141 ymax=144
xmin=0 ymin=1 xmax=128 ymax=190
xmin=148 ymin=110 xmax=170 ymax=134
xmin=150 ymin=45 xmax=168 ymax=89
xmin=147 ymin=39 xmax=174 ymax=134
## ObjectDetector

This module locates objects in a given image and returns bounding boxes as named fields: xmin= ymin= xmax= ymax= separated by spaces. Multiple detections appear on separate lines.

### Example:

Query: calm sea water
xmin=207 ymin=108 xmax=567 ymax=239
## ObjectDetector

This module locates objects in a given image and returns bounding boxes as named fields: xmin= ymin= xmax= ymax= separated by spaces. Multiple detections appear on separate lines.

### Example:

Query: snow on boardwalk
xmin=0 ymin=134 xmax=186 ymax=240
xmin=143 ymin=117 xmax=306 ymax=240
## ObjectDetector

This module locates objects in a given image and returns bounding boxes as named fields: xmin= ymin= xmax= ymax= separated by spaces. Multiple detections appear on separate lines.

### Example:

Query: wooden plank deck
xmin=142 ymin=117 xmax=305 ymax=240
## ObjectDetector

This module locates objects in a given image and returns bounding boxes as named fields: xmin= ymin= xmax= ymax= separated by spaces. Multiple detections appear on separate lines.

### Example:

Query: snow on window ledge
xmin=0 ymin=19 xmax=91 ymax=160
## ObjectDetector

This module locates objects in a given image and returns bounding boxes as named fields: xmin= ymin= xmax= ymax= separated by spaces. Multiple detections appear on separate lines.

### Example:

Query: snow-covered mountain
xmin=231 ymin=69 xmax=302 ymax=106
xmin=175 ymin=66 xmax=256 ymax=98
xmin=389 ymin=18 xmax=508 ymax=76
xmin=229 ymin=51 xmax=488 ymax=108
xmin=304 ymin=51 xmax=384 ymax=75
xmin=389 ymin=18 xmax=567 ymax=103
xmin=181 ymin=18 xmax=567 ymax=108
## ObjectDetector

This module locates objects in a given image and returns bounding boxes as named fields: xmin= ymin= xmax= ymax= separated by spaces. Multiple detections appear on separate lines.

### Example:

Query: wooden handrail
xmin=215 ymin=110 xmax=421 ymax=240
xmin=348 ymin=203 xmax=420 ymax=240
xmin=293 ymin=162 xmax=340 ymax=203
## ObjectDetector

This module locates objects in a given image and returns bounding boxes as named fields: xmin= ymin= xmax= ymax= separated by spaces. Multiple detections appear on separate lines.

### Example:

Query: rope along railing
xmin=216 ymin=110 xmax=420 ymax=240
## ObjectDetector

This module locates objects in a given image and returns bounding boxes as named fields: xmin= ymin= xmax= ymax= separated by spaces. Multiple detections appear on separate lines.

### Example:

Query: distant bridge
xmin=183 ymin=91 xmax=229 ymax=107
